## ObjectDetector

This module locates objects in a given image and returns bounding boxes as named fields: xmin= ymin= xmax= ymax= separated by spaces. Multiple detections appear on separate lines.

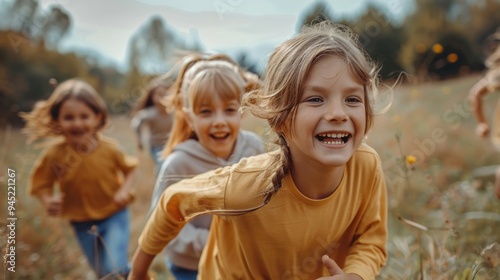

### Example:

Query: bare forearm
xmin=120 ymin=169 xmax=136 ymax=193
xmin=469 ymin=79 xmax=490 ymax=124
xmin=114 ymin=169 xmax=137 ymax=206
xmin=128 ymin=248 xmax=156 ymax=280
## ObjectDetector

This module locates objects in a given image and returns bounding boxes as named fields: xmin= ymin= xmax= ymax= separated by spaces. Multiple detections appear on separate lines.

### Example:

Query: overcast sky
xmin=37 ymin=0 xmax=410 ymax=70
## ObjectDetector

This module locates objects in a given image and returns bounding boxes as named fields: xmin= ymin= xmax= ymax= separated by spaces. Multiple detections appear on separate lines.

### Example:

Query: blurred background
xmin=1 ymin=0 xmax=500 ymax=279
xmin=1 ymin=0 xmax=500 ymax=126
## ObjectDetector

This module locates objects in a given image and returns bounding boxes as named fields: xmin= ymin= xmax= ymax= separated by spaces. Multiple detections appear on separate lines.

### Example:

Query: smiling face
xmin=283 ymin=55 xmax=367 ymax=169
xmin=187 ymin=94 xmax=241 ymax=159
xmin=57 ymin=98 xmax=102 ymax=148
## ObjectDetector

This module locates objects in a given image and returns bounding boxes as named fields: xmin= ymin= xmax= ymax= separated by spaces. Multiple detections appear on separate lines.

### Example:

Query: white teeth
xmin=324 ymin=141 xmax=343 ymax=144
xmin=318 ymin=133 xmax=348 ymax=138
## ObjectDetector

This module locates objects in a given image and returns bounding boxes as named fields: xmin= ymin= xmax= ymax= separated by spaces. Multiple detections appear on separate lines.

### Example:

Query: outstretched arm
xmin=131 ymin=112 xmax=147 ymax=150
xmin=128 ymin=248 xmax=155 ymax=280
xmin=114 ymin=168 xmax=137 ymax=207
xmin=469 ymin=78 xmax=491 ymax=138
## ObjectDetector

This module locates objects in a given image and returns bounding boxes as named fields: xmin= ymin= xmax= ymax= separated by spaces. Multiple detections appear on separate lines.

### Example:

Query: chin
xmin=322 ymin=159 xmax=350 ymax=168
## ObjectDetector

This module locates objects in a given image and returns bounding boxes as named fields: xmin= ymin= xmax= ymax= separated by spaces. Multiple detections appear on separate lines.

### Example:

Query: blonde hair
xmin=132 ymin=74 xmax=176 ymax=114
xmin=161 ymin=54 xmax=261 ymax=157
xmin=20 ymin=78 xmax=108 ymax=143
xmin=244 ymin=22 xmax=385 ymax=204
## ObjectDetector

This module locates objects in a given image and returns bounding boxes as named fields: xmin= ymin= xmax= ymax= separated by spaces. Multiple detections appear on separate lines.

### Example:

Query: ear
xmin=94 ymin=112 xmax=105 ymax=129
xmin=96 ymin=112 xmax=103 ymax=123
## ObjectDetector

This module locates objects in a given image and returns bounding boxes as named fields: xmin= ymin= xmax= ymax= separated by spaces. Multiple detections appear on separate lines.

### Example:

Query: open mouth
xmin=70 ymin=130 xmax=87 ymax=137
xmin=316 ymin=133 xmax=351 ymax=144
xmin=210 ymin=132 xmax=230 ymax=140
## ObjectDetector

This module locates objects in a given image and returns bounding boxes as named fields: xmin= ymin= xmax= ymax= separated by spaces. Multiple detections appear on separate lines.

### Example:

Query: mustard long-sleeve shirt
xmin=140 ymin=144 xmax=387 ymax=279
xmin=29 ymin=137 xmax=137 ymax=222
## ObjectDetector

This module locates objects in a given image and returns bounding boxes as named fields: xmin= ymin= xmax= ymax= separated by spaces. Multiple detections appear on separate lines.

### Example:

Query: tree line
xmin=1 ymin=0 xmax=499 ymax=126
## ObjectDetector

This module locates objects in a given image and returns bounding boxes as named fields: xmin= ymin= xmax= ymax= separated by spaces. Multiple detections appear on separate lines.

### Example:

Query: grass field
xmin=1 ymin=74 xmax=500 ymax=279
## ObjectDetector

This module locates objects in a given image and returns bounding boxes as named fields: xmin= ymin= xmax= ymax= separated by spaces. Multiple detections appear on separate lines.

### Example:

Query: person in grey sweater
xmin=147 ymin=54 xmax=265 ymax=280
xmin=131 ymin=75 xmax=176 ymax=172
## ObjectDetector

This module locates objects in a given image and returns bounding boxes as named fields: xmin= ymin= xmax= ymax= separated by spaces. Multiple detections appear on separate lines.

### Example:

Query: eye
xmin=225 ymin=106 xmax=238 ymax=113
xmin=199 ymin=108 xmax=212 ymax=115
xmin=62 ymin=114 xmax=73 ymax=121
xmin=305 ymin=97 xmax=323 ymax=103
xmin=346 ymin=96 xmax=362 ymax=104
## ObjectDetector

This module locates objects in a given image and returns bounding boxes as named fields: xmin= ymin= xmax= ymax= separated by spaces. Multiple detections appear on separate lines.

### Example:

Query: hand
xmin=127 ymin=271 xmax=151 ymax=280
xmin=476 ymin=122 xmax=490 ymax=138
xmin=315 ymin=255 xmax=362 ymax=280
xmin=114 ymin=189 xmax=135 ymax=207
xmin=42 ymin=193 xmax=64 ymax=216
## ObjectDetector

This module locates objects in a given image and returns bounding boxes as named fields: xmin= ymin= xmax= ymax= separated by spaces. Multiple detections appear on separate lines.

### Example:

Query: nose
xmin=212 ymin=110 xmax=227 ymax=127
xmin=73 ymin=117 xmax=84 ymax=128
xmin=323 ymin=101 xmax=348 ymax=123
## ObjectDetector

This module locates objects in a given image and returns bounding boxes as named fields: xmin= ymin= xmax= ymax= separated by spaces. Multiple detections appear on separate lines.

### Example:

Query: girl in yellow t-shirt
xmin=130 ymin=22 xmax=391 ymax=280
xmin=22 ymin=78 xmax=137 ymax=279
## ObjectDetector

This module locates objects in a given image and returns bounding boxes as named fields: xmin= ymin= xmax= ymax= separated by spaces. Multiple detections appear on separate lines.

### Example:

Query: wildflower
xmin=406 ymin=155 xmax=417 ymax=165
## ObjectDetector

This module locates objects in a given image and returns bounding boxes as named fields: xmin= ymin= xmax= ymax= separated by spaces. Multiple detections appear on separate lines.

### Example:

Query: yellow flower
xmin=406 ymin=155 xmax=417 ymax=165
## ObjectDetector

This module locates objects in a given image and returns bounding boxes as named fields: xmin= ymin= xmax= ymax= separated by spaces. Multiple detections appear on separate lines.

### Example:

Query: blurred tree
xmin=38 ymin=5 xmax=71 ymax=49
xmin=127 ymin=16 xmax=203 ymax=75
xmin=399 ymin=0 xmax=499 ymax=81
xmin=296 ymin=2 xmax=404 ymax=80
xmin=128 ymin=16 xmax=173 ymax=75
xmin=0 ymin=0 xmax=71 ymax=50
xmin=5 ymin=0 xmax=39 ymax=34
xmin=235 ymin=51 xmax=259 ymax=76
xmin=124 ymin=15 xmax=204 ymax=114
xmin=349 ymin=5 xmax=404 ymax=80
xmin=0 ymin=30 xmax=87 ymax=126
xmin=295 ymin=1 xmax=335 ymax=33
xmin=424 ymin=31 xmax=483 ymax=79
xmin=399 ymin=0 xmax=448 ymax=81
xmin=468 ymin=0 xmax=500 ymax=56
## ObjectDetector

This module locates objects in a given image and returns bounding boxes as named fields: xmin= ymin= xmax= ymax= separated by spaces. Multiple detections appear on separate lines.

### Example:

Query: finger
xmin=322 ymin=255 xmax=343 ymax=276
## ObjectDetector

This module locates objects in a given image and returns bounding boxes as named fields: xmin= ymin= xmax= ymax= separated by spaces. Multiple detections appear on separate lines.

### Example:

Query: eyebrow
xmin=303 ymin=85 xmax=364 ymax=94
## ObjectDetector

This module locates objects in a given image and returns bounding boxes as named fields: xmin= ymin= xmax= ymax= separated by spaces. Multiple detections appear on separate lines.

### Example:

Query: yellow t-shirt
xmin=140 ymin=144 xmax=387 ymax=280
xmin=29 ymin=137 xmax=137 ymax=222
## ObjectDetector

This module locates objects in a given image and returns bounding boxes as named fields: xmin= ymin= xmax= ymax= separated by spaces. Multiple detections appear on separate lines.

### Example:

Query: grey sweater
xmin=149 ymin=130 xmax=265 ymax=270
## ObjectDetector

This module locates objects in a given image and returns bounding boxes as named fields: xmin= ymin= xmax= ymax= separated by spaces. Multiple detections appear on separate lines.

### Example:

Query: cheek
xmin=191 ymin=118 xmax=208 ymax=133
xmin=358 ymin=109 xmax=368 ymax=130
xmin=57 ymin=119 xmax=71 ymax=128
xmin=230 ymin=115 xmax=242 ymax=127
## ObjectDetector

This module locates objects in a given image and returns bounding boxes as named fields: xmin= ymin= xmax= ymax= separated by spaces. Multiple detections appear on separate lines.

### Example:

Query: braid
xmin=263 ymin=134 xmax=292 ymax=204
